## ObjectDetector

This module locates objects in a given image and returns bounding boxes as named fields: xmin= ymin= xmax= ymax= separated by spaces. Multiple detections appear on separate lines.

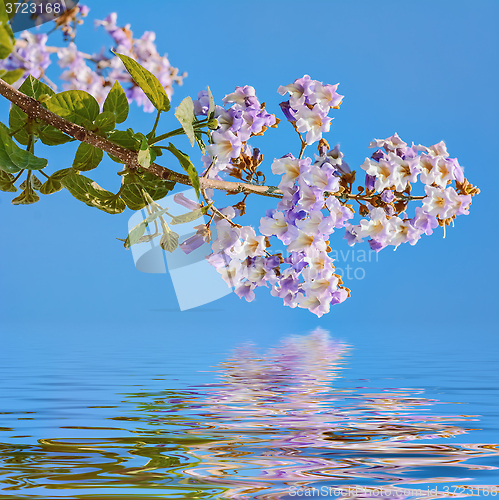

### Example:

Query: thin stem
xmin=201 ymin=188 xmax=241 ymax=228
xmin=293 ymin=123 xmax=307 ymax=159
xmin=298 ymin=139 xmax=307 ymax=160
xmin=13 ymin=170 xmax=25 ymax=183
xmin=9 ymin=125 xmax=25 ymax=137
xmin=202 ymin=159 xmax=215 ymax=179
xmin=39 ymin=170 xmax=50 ymax=179
xmin=26 ymin=134 xmax=34 ymax=153
xmin=148 ymin=127 xmax=185 ymax=145
xmin=149 ymin=120 xmax=208 ymax=146
xmin=206 ymin=212 xmax=216 ymax=228
xmin=148 ymin=110 xmax=162 ymax=143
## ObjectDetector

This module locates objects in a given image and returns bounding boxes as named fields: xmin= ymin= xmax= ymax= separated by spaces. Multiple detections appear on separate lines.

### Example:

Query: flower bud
xmin=207 ymin=118 xmax=219 ymax=130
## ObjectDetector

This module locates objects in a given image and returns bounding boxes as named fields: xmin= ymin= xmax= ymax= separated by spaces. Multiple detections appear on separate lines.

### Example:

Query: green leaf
xmin=11 ymin=185 xmax=39 ymax=205
xmin=120 ymin=183 xmax=147 ymax=210
xmin=160 ymin=226 xmax=179 ymax=253
xmin=61 ymin=173 xmax=126 ymax=214
xmin=120 ymin=171 xmax=175 ymax=210
xmin=207 ymin=86 xmax=215 ymax=120
xmin=19 ymin=75 xmax=55 ymax=99
xmin=125 ymin=206 xmax=171 ymax=248
xmin=92 ymin=111 xmax=116 ymax=135
xmin=0 ymin=170 xmax=17 ymax=192
xmin=9 ymin=75 xmax=56 ymax=145
xmin=39 ymin=177 xmax=62 ymax=195
xmin=73 ymin=143 xmax=103 ymax=172
xmin=170 ymin=204 xmax=212 ymax=225
xmin=137 ymin=172 xmax=175 ymax=202
xmin=20 ymin=174 xmax=42 ymax=190
xmin=0 ymin=3 xmax=14 ymax=60
xmin=114 ymin=52 xmax=170 ymax=112
xmin=107 ymin=129 xmax=140 ymax=164
xmin=175 ymin=96 xmax=196 ymax=147
xmin=151 ymin=145 xmax=163 ymax=157
xmin=195 ymin=131 xmax=206 ymax=154
xmin=166 ymin=143 xmax=200 ymax=200
xmin=38 ymin=125 xmax=74 ymax=146
xmin=137 ymin=135 xmax=152 ymax=168
xmin=46 ymin=90 xmax=99 ymax=127
xmin=0 ymin=68 xmax=23 ymax=84
xmin=103 ymin=80 xmax=129 ymax=124
xmin=108 ymin=129 xmax=141 ymax=150
xmin=51 ymin=168 xmax=72 ymax=181
xmin=0 ymin=124 xmax=48 ymax=173
xmin=39 ymin=168 xmax=71 ymax=195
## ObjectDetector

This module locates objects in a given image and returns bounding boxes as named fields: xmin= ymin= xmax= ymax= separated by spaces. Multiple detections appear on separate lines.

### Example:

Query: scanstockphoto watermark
xmin=127 ymin=189 xmax=380 ymax=310
xmin=288 ymin=485 xmax=499 ymax=497
xmin=127 ymin=189 xmax=233 ymax=311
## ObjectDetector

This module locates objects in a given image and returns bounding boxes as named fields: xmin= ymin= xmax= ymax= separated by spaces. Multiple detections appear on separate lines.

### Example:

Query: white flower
xmin=361 ymin=157 xmax=399 ymax=192
xmin=207 ymin=130 xmax=242 ymax=161
xmin=271 ymin=157 xmax=309 ymax=188
xmin=306 ymin=164 xmax=340 ymax=192
xmin=309 ymin=82 xmax=343 ymax=113
xmin=359 ymin=207 xmax=391 ymax=242
xmin=296 ymin=211 xmax=323 ymax=236
xmin=219 ymin=259 xmax=243 ymax=287
xmin=389 ymin=153 xmax=420 ymax=191
xmin=296 ymin=293 xmax=331 ymax=318
xmin=419 ymin=154 xmax=437 ymax=185
xmin=433 ymin=158 xmax=456 ymax=188
xmin=369 ymin=133 xmax=407 ymax=151
xmin=295 ymin=106 xmax=332 ymax=144
xmin=422 ymin=186 xmax=453 ymax=218
xmin=240 ymin=227 xmax=266 ymax=258
xmin=212 ymin=224 xmax=240 ymax=254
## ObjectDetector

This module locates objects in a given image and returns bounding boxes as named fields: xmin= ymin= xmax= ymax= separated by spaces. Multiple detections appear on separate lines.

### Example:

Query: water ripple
xmin=0 ymin=329 xmax=497 ymax=499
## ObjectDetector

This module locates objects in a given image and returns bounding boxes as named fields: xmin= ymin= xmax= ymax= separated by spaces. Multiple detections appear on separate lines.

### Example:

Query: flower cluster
xmin=0 ymin=31 xmax=51 ymax=80
xmin=278 ymin=74 xmax=343 ymax=144
xmin=93 ymin=13 xmax=185 ymax=109
xmin=344 ymin=133 xmax=479 ymax=252
xmin=179 ymin=79 xmax=478 ymax=317
xmin=0 ymin=7 xmax=185 ymax=109
xmin=193 ymin=86 xmax=278 ymax=185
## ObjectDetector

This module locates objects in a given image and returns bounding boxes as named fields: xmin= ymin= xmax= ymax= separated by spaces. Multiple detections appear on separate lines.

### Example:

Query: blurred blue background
xmin=1 ymin=0 xmax=498 ymax=344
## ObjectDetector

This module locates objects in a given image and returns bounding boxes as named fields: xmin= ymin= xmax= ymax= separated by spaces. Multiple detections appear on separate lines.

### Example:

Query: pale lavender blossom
xmin=193 ymin=90 xmax=210 ymax=116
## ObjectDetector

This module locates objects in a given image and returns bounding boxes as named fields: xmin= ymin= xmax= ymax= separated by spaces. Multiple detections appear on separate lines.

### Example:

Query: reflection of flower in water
xmin=179 ymin=328 xmax=499 ymax=499
xmin=0 ymin=329 xmax=497 ymax=498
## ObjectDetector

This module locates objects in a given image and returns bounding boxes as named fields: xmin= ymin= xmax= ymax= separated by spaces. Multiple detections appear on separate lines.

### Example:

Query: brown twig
xmin=0 ymin=78 xmax=425 ymax=205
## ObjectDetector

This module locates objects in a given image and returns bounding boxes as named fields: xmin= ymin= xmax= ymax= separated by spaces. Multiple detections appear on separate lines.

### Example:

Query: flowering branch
xmin=0 ymin=78 xmax=280 ymax=197
xmin=0 ymin=4 xmax=480 ymax=317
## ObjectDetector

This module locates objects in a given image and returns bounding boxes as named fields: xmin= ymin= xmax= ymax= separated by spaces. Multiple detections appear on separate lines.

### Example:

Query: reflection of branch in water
xmin=178 ymin=329 xmax=498 ymax=499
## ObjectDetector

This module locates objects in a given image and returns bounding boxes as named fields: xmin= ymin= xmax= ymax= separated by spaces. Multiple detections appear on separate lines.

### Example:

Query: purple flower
xmin=180 ymin=233 xmax=205 ymax=254
xmin=365 ymin=174 xmax=376 ymax=191
xmin=193 ymin=90 xmax=210 ymax=116
xmin=380 ymin=190 xmax=395 ymax=203
xmin=371 ymin=149 xmax=386 ymax=162
xmin=368 ymin=238 xmax=385 ymax=252
xmin=279 ymin=101 xmax=296 ymax=122
xmin=410 ymin=207 xmax=439 ymax=236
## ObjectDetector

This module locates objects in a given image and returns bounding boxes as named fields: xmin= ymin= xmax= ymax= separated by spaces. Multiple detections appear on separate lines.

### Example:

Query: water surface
xmin=0 ymin=325 xmax=498 ymax=499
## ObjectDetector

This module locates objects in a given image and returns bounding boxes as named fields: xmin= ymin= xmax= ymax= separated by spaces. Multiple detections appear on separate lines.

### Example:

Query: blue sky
xmin=1 ymin=0 xmax=498 ymax=347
